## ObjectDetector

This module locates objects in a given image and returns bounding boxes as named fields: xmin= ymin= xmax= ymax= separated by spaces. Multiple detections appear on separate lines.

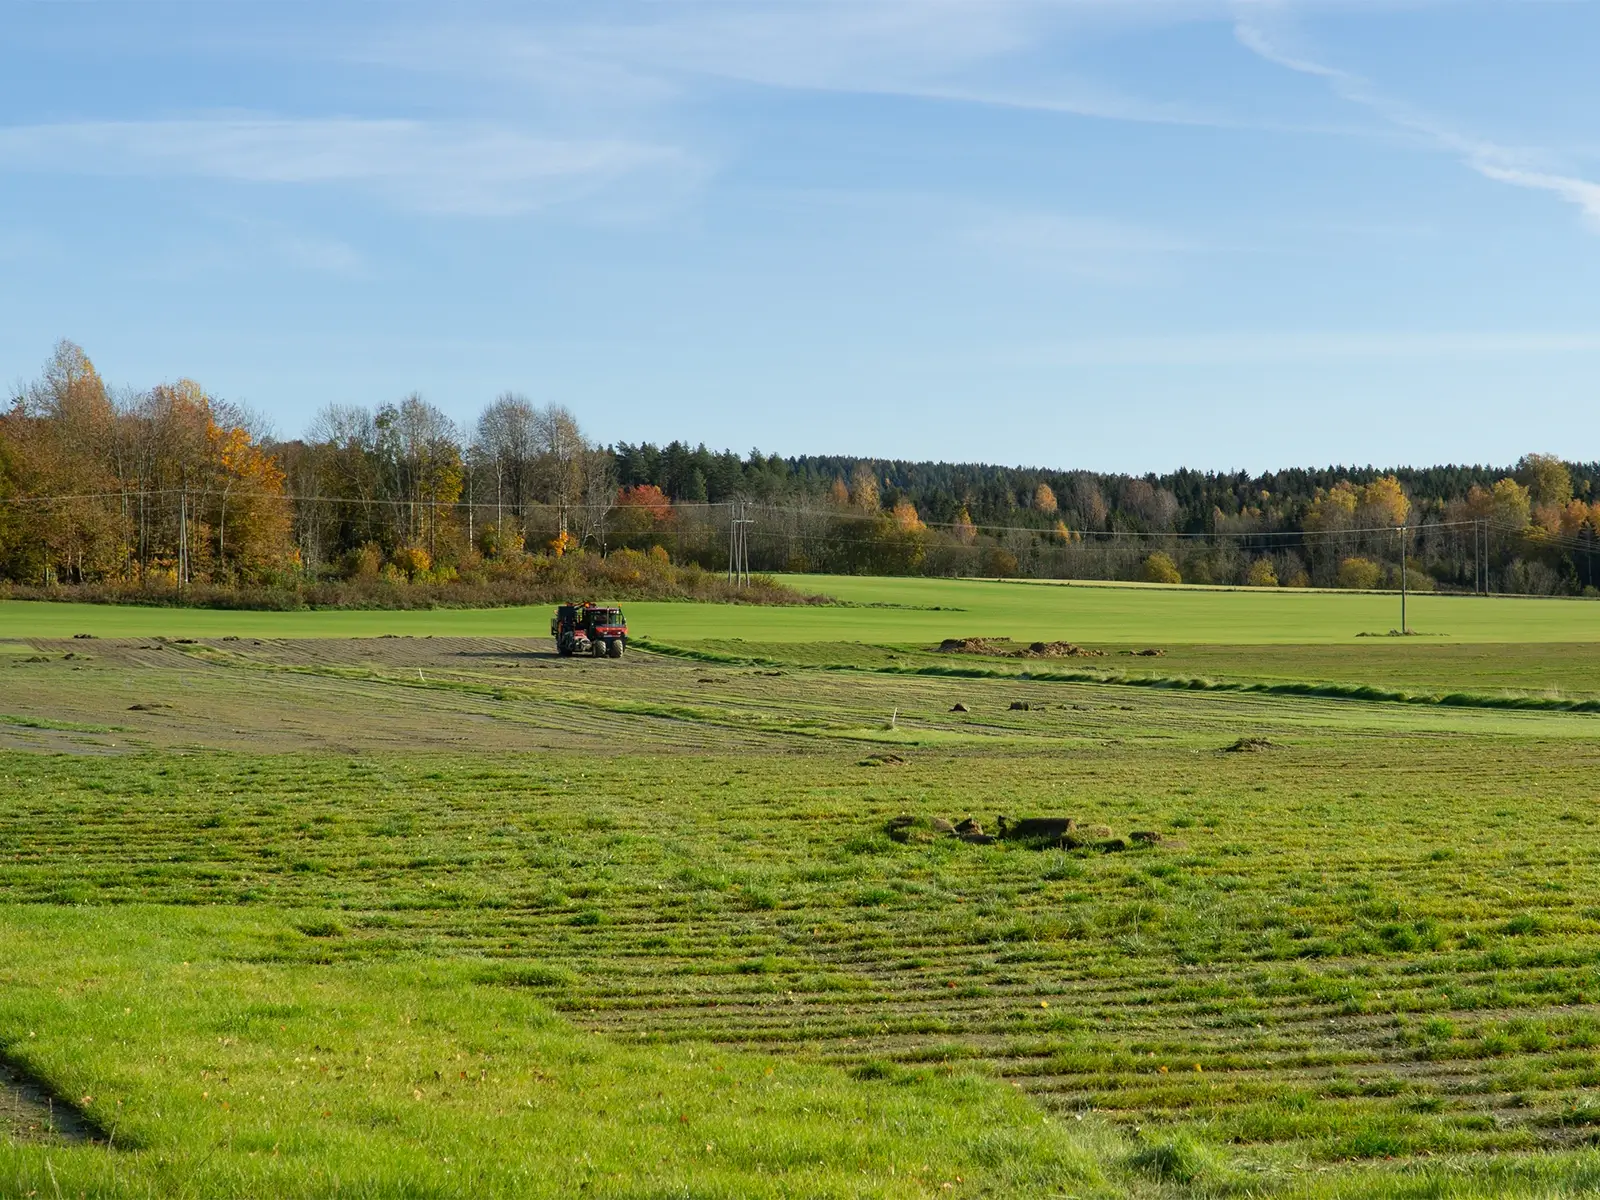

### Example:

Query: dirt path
xmin=0 ymin=1057 xmax=102 ymax=1145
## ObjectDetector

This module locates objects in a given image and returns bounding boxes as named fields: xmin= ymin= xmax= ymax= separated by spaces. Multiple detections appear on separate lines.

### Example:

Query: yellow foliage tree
xmin=890 ymin=499 xmax=925 ymax=533
xmin=1245 ymin=558 xmax=1278 ymax=587
xmin=1304 ymin=481 xmax=1359 ymax=531
xmin=1360 ymin=476 xmax=1410 ymax=528
xmin=1518 ymin=453 xmax=1572 ymax=508
xmin=848 ymin=463 xmax=880 ymax=512
xmin=1337 ymin=556 xmax=1382 ymax=589
xmin=952 ymin=507 xmax=977 ymax=545
xmin=1033 ymin=483 xmax=1058 ymax=514
xmin=1490 ymin=478 xmax=1531 ymax=529
xmin=1142 ymin=552 xmax=1181 ymax=584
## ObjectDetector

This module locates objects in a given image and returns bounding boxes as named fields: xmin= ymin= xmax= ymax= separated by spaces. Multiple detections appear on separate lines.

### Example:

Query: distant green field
xmin=3 ymin=574 xmax=1598 ymax=644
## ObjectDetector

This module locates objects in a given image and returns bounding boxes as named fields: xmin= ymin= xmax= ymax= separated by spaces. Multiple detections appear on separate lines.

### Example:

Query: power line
xmin=3 ymin=487 xmax=1596 ymax=559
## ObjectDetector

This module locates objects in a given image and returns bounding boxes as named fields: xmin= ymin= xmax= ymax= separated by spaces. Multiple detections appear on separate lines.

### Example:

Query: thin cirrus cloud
xmin=1008 ymin=329 xmax=1600 ymax=368
xmin=1233 ymin=12 xmax=1600 ymax=229
xmin=371 ymin=2 xmax=1261 ymax=132
xmin=0 ymin=118 xmax=692 ymax=216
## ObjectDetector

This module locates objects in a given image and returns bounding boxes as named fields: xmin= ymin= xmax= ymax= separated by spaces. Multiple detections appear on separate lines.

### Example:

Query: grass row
xmin=6 ymin=721 xmax=1600 ymax=1187
xmin=634 ymin=637 xmax=1600 ymax=714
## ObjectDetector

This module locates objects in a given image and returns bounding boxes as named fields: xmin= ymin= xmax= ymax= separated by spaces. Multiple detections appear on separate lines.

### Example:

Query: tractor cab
xmin=552 ymin=603 xmax=628 ymax=658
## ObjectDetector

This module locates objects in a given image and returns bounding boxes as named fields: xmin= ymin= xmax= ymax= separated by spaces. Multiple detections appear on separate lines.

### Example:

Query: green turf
xmin=5 ymin=573 xmax=1599 ymax=644
xmin=655 ymin=637 xmax=1600 ymax=705
xmin=8 ymin=589 xmax=1600 ymax=1196
xmin=0 ymin=906 xmax=1118 ymax=1199
xmin=10 ymin=723 xmax=1600 ymax=1197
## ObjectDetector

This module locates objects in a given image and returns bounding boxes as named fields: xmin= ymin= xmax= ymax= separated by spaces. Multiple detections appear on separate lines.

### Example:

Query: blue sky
xmin=3 ymin=1 xmax=1598 ymax=473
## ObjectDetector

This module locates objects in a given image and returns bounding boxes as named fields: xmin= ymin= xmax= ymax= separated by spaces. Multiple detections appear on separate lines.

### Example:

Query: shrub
xmin=391 ymin=545 xmax=432 ymax=579
xmin=1245 ymin=558 xmax=1278 ymax=588
xmin=1142 ymin=552 xmax=1181 ymax=585
xmin=343 ymin=543 xmax=382 ymax=580
xmin=1397 ymin=567 xmax=1435 ymax=592
xmin=1337 ymin=556 xmax=1382 ymax=590
xmin=981 ymin=547 xmax=1019 ymax=578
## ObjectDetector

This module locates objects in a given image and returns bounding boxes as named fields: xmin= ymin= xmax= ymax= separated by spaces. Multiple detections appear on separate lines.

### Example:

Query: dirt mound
xmin=1223 ymin=737 xmax=1278 ymax=753
xmin=997 ymin=816 xmax=1075 ymax=840
xmin=1124 ymin=648 xmax=1165 ymax=657
xmin=884 ymin=814 xmax=993 ymax=845
xmin=938 ymin=637 xmax=1106 ymax=659
xmin=886 ymin=812 xmax=1180 ymax=853
xmin=857 ymin=753 xmax=907 ymax=767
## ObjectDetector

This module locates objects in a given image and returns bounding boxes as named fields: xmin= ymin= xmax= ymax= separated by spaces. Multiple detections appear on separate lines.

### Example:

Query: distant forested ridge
xmin=3 ymin=340 xmax=1598 ymax=602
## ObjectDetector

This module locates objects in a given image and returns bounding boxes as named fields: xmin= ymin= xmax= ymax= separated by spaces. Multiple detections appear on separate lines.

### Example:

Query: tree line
xmin=3 ymin=340 xmax=1597 ymax=599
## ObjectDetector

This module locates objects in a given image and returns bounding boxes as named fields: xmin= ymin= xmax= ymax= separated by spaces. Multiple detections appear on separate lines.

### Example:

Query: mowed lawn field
xmin=5 ymin=573 xmax=1600 ymax=645
xmin=7 ymin=580 xmax=1600 ymax=1196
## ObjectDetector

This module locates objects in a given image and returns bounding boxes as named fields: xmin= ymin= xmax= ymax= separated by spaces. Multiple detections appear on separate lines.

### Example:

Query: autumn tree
xmin=1466 ymin=478 xmax=1532 ymax=530
xmin=611 ymin=484 xmax=675 ymax=548
xmin=1142 ymin=552 xmax=1181 ymax=584
xmin=848 ymin=463 xmax=880 ymax=512
xmin=1033 ymin=483 xmax=1058 ymax=515
xmin=1245 ymin=557 xmax=1278 ymax=587
xmin=890 ymin=499 xmax=925 ymax=533
xmin=1358 ymin=475 xmax=1410 ymax=528
xmin=1337 ymin=556 xmax=1382 ymax=589
xmin=2 ymin=341 xmax=126 ymax=582
xmin=1304 ymin=481 xmax=1359 ymax=532
xmin=378 ymin=395 xmax=463 ymax=561
xmin=1518 ymin=453 xmax=1572 ymax=508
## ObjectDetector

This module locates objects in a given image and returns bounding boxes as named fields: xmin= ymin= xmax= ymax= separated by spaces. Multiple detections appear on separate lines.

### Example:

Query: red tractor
xmin=552 ymin=603 xmax=627 ymax=658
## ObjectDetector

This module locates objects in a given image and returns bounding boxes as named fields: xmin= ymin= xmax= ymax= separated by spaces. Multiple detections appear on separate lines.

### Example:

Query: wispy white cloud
xmin=0 ymin=118 xmax=692 ymax=216
xmin=1234 ymin=7 xmax=1600 ymax=228
xmin=369 ymin=2 xmax=1370 ymax=135
xmin=1010 ymin=328 xmax=1600 ymax=367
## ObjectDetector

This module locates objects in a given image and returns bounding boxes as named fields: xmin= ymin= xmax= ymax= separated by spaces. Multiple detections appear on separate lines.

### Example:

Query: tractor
xmin=551 ymin=603 xmax=627 ymax=659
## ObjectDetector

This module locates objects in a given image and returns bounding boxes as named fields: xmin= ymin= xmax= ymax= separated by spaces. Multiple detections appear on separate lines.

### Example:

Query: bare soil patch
xmin=938 ymin=637 xmax=1106 ymax=659
xmin=1223 ymin=736 xmax=1279 ymax=753
xmin=0 ymin=1056 xmax=104 ymax=1145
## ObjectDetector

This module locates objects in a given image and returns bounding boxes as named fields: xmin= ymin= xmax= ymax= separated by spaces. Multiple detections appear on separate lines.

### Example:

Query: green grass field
xmin=7 ymin=578 xmax=1600 ymax=1196
xmin=5 ymin=573 xmax=1599 ymax=644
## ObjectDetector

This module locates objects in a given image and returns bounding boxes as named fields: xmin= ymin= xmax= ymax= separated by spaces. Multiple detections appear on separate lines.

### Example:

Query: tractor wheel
xmin=608 ymin=639 xmax=623 ymax=659
xmin=557 ymin=638 xmax=572 ymax=657
xmin=592 ymin=639 xmax=605 ymax=658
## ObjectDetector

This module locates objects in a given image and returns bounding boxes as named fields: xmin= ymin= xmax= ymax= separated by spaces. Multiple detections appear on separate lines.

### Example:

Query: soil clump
xmin=937 ymin=637 xmax=1106 ymax=659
